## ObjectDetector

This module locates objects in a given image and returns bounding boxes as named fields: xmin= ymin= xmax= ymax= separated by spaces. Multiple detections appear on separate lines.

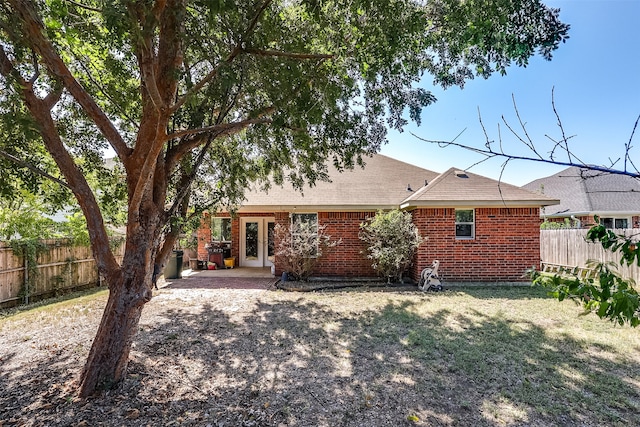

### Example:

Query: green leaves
xmin=532 ymin=216 xmax=640 ymax=327
xmin=360 ymin=210 xmax=422 ymax=283
xmin=533 ymin=264 xmax=639 ymax=327
xmin=587 ymin=217 xmax=640 ymax=266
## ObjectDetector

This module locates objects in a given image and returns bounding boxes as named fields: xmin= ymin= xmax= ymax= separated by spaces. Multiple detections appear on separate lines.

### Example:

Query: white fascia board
xmin=400 ymin=200 xmax=556 ymax=209
xmin=236 ymin=204 xmax=400 ymax=213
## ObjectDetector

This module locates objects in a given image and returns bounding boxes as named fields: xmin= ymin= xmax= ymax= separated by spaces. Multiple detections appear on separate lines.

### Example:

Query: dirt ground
xmin=1 ymin=277 xmax=413 ymax=427
xmin=0 ymin=277 xmax=638 ymax=426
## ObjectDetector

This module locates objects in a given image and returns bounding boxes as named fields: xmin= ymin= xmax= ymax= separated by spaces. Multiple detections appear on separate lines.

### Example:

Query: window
xmin=455 ymin=209 xmax=474 ymax=239
xmin=601 ymin=217 xmax=629 ymax=229
xmin=211 ymin=217 xmax=232 ymax=241
xmin=292 ymin=213 xmax=318 ymax=256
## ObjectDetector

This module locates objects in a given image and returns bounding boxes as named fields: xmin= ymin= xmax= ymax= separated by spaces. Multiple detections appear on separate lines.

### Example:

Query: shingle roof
xmin=401 ymin=167 xmax=559 ymax=208
xmin=522 ymin=167 xmax=640 ymax=216
xmin=239 ymin=154 xmax=440 ymax=211
xmin=239 ymin=155 xmax=558 ymax=212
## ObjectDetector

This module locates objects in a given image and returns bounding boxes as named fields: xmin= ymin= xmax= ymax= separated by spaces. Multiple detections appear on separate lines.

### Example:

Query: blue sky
xmin=380 ymin=0 xmax=640 ymax=186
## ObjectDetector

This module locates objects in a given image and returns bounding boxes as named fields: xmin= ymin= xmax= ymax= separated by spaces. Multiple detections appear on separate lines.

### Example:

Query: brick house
xmin=197 ymin=155 xmax=558 ymax=282
xmin=523 ymin=166 xmax=640 ymax=229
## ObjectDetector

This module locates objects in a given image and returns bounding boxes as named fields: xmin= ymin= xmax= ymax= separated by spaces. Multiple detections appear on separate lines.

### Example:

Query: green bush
xmin=360 ymin=210 xmax=422 ymax=283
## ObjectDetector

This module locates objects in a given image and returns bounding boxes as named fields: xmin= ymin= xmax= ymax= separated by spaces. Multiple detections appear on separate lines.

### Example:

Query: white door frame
xmin=239 ymin=217 xmax=275 ymax=267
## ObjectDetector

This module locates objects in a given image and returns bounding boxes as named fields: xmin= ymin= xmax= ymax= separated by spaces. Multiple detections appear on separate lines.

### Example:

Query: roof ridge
xmin=402 ymin=167 xmax=456 ymax=203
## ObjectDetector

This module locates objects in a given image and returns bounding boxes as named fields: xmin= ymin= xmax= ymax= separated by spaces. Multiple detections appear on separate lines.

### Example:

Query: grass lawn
xmin=1 ymin=285 xmax=639 ymax=426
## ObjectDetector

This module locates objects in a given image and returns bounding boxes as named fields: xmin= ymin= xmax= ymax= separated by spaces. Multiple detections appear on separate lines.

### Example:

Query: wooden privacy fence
xmin=0 ymin=239 xmax=125 ymax=308
xmin=540 ymin=229 xmax=640 ymax=284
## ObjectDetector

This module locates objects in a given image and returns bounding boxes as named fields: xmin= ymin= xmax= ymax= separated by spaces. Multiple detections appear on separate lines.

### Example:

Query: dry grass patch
xmin=1 ymin=285 xmax=639 ymax=426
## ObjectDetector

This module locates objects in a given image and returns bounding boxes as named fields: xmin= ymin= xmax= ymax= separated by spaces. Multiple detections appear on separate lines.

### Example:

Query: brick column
xmin=197 ymin=213 xmax=211 ymax=261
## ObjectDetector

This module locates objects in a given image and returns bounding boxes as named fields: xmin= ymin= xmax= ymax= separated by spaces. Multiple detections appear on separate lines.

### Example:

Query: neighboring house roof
xmin=239 ymin=154 xmax=558 ymax=212
xmin=401 ymin=167 xmax=559 ymax=208
xmin=522 ymin=166 xmax=640 ymax=217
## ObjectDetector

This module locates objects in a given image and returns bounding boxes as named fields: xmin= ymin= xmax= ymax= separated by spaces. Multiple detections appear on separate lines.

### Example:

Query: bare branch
xmin=550 ymin=86 xmax=573 ymax=162
xmin=446 ymin=90 xmax=640 ymax=182
xmin=501 ymin=114 xmax=544 ymax=160
xmin=478 ymin=107 xmax=492 ymax=150
xmin=625 ymin=114 xmax=640 ymax=174
xmin=411 ymin=132 xmax=640 ymax=179
xmin=511 ymin=94 xmax=537 ymax=153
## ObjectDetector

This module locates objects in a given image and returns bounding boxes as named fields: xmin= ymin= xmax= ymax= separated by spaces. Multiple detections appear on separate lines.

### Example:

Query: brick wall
xmin=272 ymin=211 xmax=378 ymax=277
xmin=411 ymin=207 xmax=541 ymax=282
xmin=196 ymin=213 xmax=212 ymax=260
xmin=314 ymin=211 xmax=377 ymax=277
xmin=201 ymin=207 xmax=542 ymax=282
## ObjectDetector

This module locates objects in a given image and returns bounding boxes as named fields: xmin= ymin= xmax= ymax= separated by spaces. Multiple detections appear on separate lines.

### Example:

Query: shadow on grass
xmin=1 ymin=292 xmax=638 ymax=426
xmin=451 ymin=284 xmax=554 ymax=300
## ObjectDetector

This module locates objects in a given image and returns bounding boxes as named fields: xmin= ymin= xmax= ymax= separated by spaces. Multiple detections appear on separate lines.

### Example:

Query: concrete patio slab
xmin=159 ymin=267 xmax=278 ymax=290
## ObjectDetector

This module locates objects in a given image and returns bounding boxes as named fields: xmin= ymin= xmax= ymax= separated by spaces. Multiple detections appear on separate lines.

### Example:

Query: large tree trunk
xmin=78 ymin=270 xmax=153 ymax=397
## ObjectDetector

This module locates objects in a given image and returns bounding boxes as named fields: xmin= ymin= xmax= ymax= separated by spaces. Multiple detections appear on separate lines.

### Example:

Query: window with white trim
xmin=292 ymin=213 xmax=319 ymax=256
xmin=601 ymin=217 xmax=629 ymax=229
xmin=455 ymin=209 xmax=474 ymax=239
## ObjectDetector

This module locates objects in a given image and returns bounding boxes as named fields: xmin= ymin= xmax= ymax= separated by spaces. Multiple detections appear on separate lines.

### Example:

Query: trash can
xmin=175 ymin=250 xmax=183 ymax=277
xmin=164 ymin=250 xmax=184 ymax=279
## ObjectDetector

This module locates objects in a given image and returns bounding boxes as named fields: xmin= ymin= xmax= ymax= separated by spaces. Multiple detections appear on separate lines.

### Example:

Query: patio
xmin=160 ymin=267 xmax=278 ymax=290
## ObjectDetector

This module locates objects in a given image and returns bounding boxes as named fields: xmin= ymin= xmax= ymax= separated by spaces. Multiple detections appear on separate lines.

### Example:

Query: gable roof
xmin=522 ymin=166 xmax=640 ymax=216
xmin=239 ymin=154 xmax=439 ymax=212
xmin=238 ymin=155 xmax=558 ymax=212
xmin=401 ymin=167 xmax=559 ymax=208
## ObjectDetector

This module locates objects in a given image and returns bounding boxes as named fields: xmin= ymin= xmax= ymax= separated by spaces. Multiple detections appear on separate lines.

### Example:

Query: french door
xmin=239 ymin=217 xmax=275 ymax=267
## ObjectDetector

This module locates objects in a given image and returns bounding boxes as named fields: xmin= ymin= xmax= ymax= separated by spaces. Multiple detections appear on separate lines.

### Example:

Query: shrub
xmin=359 ymin=209 xmax=422 ymax=283
xmin=273 ymin=220 xmax=341 ymax=281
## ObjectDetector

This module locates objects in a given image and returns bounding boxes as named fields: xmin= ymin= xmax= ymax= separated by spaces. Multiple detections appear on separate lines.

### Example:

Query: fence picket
xmin=0 ymin=240 xmax=125 ymax=308
xmin=540 ymin=229 xmax=639 ymax=284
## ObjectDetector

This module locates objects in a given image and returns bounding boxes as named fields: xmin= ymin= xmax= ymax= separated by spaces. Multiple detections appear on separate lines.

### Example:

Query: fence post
xmin=23 ymin=254 xmax=29 ymax=305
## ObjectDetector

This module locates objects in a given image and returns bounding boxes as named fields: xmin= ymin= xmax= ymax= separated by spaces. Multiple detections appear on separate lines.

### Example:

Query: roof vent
xmin=455 ymin=170 xmax=468 ymax=178
xmin=424 ymin=180 xmax=428 ymax=186
xmin=407 ymin=184 xmax=413 ymax=192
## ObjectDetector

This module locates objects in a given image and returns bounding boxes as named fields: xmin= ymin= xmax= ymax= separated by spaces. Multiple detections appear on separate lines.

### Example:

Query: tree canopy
xmin=0 ymin=0 xmax=569 ymax=396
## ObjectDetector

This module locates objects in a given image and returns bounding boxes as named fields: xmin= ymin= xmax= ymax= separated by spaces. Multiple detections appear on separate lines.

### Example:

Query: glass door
xmin=266 ymin=220 xmax=275 ymax=267
xmin=240 ymin=217 xmax=275 ymax=267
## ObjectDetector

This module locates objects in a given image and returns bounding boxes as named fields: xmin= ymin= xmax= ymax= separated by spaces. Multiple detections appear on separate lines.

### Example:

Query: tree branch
xmin=73 ymin=57 xmax=138 ymax=128
xmin=9 ymin=0 xmax=132 ymax=161
xmin=170 ymin=0 xmax=273 ymax=113
xmin=411 ymin=132 xmax=640 ymax=179
xmin=63 ymin=0 xmax=101 ymax=13
xmin=625 ymin=115 xmax=640 ymax=174
xmin=0 ymin=148 xmax=71 ymax=189
xmin=166 ymin=114 xmax=273 ymax=142
xmin=244 ymin=47 xmax=333 ymax=60
xmin=128 ymin=2 xmax=165 ymax=112
xmin=422 ymin=90 xmax=640 ymax=183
